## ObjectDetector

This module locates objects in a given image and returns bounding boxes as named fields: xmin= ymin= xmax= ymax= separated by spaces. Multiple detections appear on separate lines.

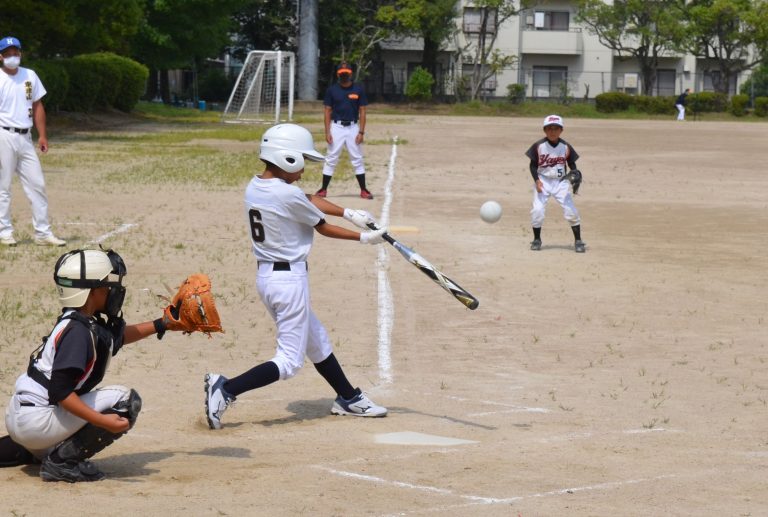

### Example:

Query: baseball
xmin=480 ymin=201 xmax=502 ymax=224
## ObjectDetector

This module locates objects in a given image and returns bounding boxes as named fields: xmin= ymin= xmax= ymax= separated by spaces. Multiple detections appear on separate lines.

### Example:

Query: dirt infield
xmin=1 ymin=114 xmax=766 ymax=516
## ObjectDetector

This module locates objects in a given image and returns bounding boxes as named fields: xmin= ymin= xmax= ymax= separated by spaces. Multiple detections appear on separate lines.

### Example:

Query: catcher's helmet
xmin=259 ymin=123 xmax=324 ymax=174
xmin=54 ymin=249 xmax=126 ymax=314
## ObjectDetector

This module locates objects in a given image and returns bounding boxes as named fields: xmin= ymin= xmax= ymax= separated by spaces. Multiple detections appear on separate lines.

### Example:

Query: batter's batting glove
xmin=343 ymin=208 xmax=378 ymax=230
xmin=360 ymin=228 xmax=387 ymax=245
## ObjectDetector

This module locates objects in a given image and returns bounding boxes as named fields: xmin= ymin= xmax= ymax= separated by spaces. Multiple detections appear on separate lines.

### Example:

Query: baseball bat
xmin=368 ymin=223 xmax=479 ymax=310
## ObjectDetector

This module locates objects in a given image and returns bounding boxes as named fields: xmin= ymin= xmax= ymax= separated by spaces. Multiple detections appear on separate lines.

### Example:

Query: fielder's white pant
xmin=322 ymin=122 xmax=365 ymax=176
xmin=676 ymin=104 xmax=685 ymax=121
xmin=0 ymin=129 xmax=53 ymax=239
xmin=4 ymin=385 xmax=132 ymax=459
xmin=256 ymin=261 xmax=333 ymax=380
xmin=531 ymin=175 xmax=581 ymax=228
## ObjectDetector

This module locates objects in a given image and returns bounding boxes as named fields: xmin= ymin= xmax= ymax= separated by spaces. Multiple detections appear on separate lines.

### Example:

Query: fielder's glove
xmin=343 ymin=208 xmax=378 ymax=229
xmin=561 ymin=169 xmax=582 ymax=195
xmin=158 ymin=274 xmax=223 ymax=337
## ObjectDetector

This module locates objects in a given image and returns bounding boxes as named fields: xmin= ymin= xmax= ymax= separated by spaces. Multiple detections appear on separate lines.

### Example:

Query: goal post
xmin=222 ymin=50 xmax=295 ymax=123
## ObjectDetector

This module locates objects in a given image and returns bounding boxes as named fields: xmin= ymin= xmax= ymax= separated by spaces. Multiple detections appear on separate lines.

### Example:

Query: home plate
xmin=375 ymin=431 xmax=478 ymax=446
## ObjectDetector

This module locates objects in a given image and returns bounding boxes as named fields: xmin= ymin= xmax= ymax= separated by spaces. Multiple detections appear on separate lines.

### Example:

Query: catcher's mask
xmin=260 ymin=123 xmax=324 ymax=174
xmin=54 ymin=248 xmax=127 ymax=316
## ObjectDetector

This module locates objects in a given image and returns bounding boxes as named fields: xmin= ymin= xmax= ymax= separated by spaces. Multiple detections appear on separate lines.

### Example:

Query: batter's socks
xmin=321 ymin=174 xmax=332 ymax=191
xmin=314 ymin=353 xmax=356 ymax=400
xmin=356 ymin=173 xmax=368 ymax=191
xmin=224 ymin=361 xmax=280 ymax=397
xmin=533 ymin=227 xmax=541 ymax=240
xmin=571 ymin=224 xmax=581 ymax=241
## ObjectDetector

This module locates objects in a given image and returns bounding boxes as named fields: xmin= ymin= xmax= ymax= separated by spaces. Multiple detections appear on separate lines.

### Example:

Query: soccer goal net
xmin=222 ymin=50 xmax=295 ymax=123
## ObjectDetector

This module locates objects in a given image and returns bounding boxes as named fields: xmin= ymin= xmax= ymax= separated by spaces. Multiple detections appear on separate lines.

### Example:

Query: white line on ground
xmin=377 ymin=137 xmax=399 ymax=384
xmin=315 ymin=465 xmax=676 ymax=509
xmin=398 ymin=388 xmax=550 ymax=413
xmin=88 ymin=223 xmax=138 ymax=244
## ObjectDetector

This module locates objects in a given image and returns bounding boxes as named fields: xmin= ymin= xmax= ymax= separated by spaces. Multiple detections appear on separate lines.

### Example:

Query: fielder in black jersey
xmin=1 ymin=248 xmax=178 ymax=482
xmin=525 ymin=115 xmax=585 ymax=253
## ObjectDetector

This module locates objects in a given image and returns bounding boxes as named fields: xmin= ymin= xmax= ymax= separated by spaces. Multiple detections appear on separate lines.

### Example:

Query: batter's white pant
xmin=676 ymin=104 xmax=685 ymax=121
xmin=0 ymin=129 xmax=53 ymax=239
xmin=4 ymin=385 xmax=132 ymax=459
xmin=256 ymin=261 xmax=334 ymax=380
xmin=531 ymin=175 xmax=581 ymax=228
xmin=322 ymin=122 xmax=366 ymax=176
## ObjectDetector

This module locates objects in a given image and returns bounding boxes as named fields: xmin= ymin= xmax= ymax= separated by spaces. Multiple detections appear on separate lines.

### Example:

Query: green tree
xmin=133 ymin=0 xmax=247 ymax=102
xmin=681 ymin=0 xmax=768 ymax=95
xmin=0 ymin=0 xmax=144 ymax=58
xmin=576 ymin=0 xmax=685 ymax=95
xmin=377 ymin=0 xmax=458 ymax=92
xmin=740 ymin=62 xmax=768 ymax=98
xmin=458 ymin=0 xmax=521 ymax=100
xmin=230 ymin=0 xmax=298 ymax=60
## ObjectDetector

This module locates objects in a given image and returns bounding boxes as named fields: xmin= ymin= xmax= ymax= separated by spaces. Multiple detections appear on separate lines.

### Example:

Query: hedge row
xmin=30 ymin=52 xmax=148 ymax=113
xmin=595 ymin=91 xmax=732 ymax=114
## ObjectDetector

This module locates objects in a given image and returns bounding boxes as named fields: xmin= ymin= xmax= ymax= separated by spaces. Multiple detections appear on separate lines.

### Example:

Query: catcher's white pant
xmin=0 ymin=129 xmax=54 ymax=239
xmin=531 ymin=176 xmax=580 ymax=228
xmin=256 ymin=261 xmax=333 ymax=380
xmin=676 ymin=104 xmax=685 ymax=120
xmin=322 ymin=122 xmax=365 ymax=176
xmin=5 ymin=385 xmax=131 ymax=459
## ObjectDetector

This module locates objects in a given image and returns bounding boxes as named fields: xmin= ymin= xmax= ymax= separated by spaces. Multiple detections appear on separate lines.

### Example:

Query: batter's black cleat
xmin=575 ymin=240 xmax=586 ymax=253
xmin=40 ymin=457 xmax=105 ymax=483
xmin=530 ymin=239 xmax=542 ymax=251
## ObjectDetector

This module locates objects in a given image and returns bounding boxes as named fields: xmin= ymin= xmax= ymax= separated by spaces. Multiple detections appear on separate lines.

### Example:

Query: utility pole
xmin=298 ymin=0 xmax=319 ymax=100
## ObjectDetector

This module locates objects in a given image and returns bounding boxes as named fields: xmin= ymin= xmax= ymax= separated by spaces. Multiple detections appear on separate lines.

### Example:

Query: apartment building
xmin=369 ymin=0 xmax=751 ymax=100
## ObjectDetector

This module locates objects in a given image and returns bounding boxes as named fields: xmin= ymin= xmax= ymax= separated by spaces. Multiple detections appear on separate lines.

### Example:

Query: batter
xmin=205 ymin=123 xmax=388 ymax=430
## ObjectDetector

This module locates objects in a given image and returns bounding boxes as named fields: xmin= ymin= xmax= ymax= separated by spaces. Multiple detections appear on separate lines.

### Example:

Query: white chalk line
xmin=398 ymin=388 xmax=550 ymax=415
xmin=536 ymin=427 xmax=682 ymax=444
xmin=377 ymin=136 xmax=399 ymax=384
xmin=315 ymin=465 xmax=676 ymax=508
xmin=89 ymin=223 xmax=138 ymax=244
xmin=63 ymin=221 xmax=138 ymax=244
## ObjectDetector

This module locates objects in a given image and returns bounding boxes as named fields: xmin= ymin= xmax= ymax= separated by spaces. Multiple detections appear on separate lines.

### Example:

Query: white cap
xmin=542 ymin=114 xmax=564 ymax=128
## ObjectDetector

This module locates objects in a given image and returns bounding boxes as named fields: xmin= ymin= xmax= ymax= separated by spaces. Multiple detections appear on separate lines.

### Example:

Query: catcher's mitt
xmin=561 ymin=169 xmax=582 ymax=194
xmin=162 ymin=274 xmax=223 ymax=336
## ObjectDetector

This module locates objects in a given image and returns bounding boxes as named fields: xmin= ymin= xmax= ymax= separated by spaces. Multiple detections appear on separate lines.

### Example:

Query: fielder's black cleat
xmin=40 ymin=457 xmax=105 ymax=483
xmin=530 ymin=239 xmax=542 ymax=251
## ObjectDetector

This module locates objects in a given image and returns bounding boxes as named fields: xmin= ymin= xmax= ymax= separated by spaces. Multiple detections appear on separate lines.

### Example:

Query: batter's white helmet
xmin=259 ymin=123 xmax=324 ymax=173
xmin=54 ymin=249 xmax=126 ymax=311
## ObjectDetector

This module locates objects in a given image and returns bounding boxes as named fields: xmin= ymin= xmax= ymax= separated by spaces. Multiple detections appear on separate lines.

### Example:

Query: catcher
xmin=0 ymin=248 xmax=221 ymax=482
xmin=525 ymin=114 xmax=586 ymax=253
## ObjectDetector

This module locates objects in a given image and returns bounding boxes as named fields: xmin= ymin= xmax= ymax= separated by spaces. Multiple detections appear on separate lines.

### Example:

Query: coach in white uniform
xmin=0 ymin=36 xmax=65 ymax=247
xmin=204 ymin=123 xmax=388 ymax=430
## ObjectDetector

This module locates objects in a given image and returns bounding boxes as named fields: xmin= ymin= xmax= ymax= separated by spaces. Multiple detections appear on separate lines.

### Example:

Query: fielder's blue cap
xmin=0 ymin=37 xmax=21 ymax=52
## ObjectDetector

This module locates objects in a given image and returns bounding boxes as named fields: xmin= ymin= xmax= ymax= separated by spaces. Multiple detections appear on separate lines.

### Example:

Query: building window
xmin=654 ymin=69 xmax=676 ymax=96
xmin=533 ymin=11 xmax=570 ymax=31
xmin=462 ymin=64 xmax=497 ymax=96
xmin=703 ymin=70 xmax=736 ymax=95
xmin=463 ymin=7 xmax=497 ymax=34
xmin=532 ymin=66 xmax=567 ymax=98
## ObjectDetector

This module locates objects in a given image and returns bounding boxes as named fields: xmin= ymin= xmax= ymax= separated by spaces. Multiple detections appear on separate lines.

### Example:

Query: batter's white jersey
xmin=0 ymin=67 xmax=46 ymax=128
xmin=244 ymin=176 xmax=325 ymax=262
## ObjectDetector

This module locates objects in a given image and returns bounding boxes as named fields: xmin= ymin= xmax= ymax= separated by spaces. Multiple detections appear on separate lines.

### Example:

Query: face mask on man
xmin=2 ymin=56 xmax=20 ymax=69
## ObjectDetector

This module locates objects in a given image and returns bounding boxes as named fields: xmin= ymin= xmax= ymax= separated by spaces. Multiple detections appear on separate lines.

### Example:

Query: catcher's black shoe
xmin=530 ymin=239 xmax=542 ymax=251
xmin=40 ymin=457 xmax=105 ymax=483
xmin=575 ymin=240 xmax=586 ymax=253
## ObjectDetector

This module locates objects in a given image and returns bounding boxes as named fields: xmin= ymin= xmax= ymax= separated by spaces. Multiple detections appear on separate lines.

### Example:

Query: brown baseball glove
xmin=162 ymin=274 xmax=223 ymax=336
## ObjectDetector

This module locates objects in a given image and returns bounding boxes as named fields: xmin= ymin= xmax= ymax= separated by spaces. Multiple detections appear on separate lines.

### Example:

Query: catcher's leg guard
xmin=0 ymin=435 xmax=37 ymax=467
xmin=54 ymin=389 xmax=142 ymax=462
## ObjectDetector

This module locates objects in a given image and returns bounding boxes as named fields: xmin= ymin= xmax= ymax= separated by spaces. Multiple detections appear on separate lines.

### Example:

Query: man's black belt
xmin=333 ymin=120 xmax=357 ymax=126
xmin=20 ymin=402 xmax=36 ymax=407
xmin=2 ymin=127 xmax=30 ymax=134
xmin=258 ymin=262 xmax=308 ymax=271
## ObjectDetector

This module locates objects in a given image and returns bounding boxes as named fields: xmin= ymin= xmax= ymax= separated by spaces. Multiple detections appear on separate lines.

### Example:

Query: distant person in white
xmin=675 ymin=88 xmax=690 ymax=121
xmin=0 ymin=36 xmax=65 ymax=247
